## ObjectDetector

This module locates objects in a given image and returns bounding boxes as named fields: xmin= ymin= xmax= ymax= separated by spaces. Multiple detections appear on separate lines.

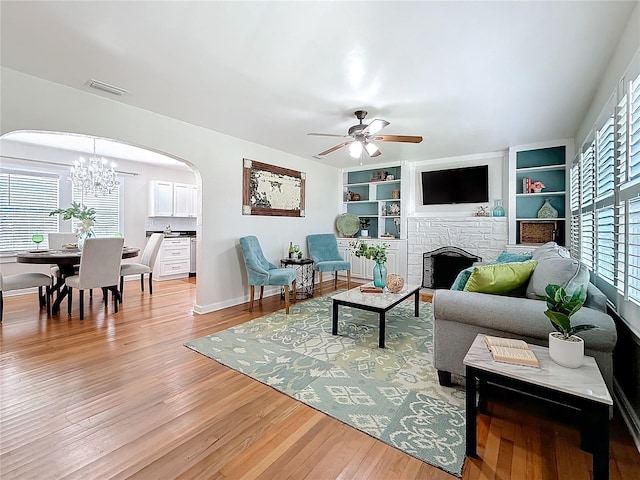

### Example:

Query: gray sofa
xmin=433 ymin=242 xmax=617 ymax=394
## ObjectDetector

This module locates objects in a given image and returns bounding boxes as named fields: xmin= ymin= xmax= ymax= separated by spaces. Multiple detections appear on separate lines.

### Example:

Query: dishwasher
xmin=189 ymin=237 xmax=196 ymax=276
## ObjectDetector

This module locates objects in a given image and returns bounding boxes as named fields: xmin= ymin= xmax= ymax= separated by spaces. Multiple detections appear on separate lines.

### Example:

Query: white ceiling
xmin=0 ymin=1 xmax=636 ymax=169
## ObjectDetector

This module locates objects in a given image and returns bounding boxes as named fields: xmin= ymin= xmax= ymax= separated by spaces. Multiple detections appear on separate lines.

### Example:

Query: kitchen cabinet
xmin=153 ymin=237 xmax=191 ymax=281
xmin=337 ymin=238 xmax=407 ymax=281
xmin=148 ymin=181 xmax=198 ymax=217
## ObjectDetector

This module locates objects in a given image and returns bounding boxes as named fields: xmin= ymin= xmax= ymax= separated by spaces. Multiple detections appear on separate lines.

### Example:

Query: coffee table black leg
xmin=332 ymin=300 xmax=339 ymax=335
xmin=414 ymin=289 xmax=419 ymax=316
xmin=466 ymin=366 xmax=478 ymax=458
xmin=581 ymin=403 xmax=609 ymax=480
xmin=379 ymin=311 xmax=386 ymax=348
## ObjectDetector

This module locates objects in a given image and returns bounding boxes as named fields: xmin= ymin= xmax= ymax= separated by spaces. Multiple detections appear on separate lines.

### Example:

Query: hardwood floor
xmin=1 ymin=278 xmax=638 ymax=479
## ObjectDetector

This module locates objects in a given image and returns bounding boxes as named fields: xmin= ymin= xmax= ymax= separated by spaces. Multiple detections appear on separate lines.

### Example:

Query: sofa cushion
xmin=464 ymin=260 xmax=537 ymax=295
xmin=451 ymin=266 xmax=474 ymax=290
xmin=496 ymin=251 xmax=533 ymax=263
xmin=525 ymin=250 xmax=589 ymax=299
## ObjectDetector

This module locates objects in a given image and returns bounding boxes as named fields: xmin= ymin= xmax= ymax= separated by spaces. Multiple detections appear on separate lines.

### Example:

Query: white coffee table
xmin=331 ymin=283 xmax=421 ymax=348
xmin=463 ymin=334 xmax=613 ymax=480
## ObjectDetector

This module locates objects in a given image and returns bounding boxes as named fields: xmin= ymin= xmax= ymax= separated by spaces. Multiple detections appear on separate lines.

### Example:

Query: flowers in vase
xmin=49 ymin=202 xmax=96 ymax=234
xmin=349 ymin=240 xmax=389 ymax=263
xmin=531 ymin=181 xmax=545 ymax=192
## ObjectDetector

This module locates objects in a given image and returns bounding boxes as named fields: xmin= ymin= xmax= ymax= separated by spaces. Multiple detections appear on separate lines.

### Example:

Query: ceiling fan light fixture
xmin=349 ymin=141 xmax=363 ymax=158
xmin=365 ymin=141 xmax=380 ymax=157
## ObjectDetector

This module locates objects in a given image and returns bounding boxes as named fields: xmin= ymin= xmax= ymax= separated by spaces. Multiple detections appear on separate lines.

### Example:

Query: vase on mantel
xmin=77 ymin=228 xmax=95 ymax=251
xmin=492 ymin=199 xmax=505 ymax=217
xmin=373 ymin=262 xmax=387 ymax=288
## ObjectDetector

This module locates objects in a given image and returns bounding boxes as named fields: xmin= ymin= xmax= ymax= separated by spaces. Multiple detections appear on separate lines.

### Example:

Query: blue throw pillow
xmin=496 ymin=251 xmax=533 ymax=263
xmin=451 ymin=266 xmax=475 ymax=290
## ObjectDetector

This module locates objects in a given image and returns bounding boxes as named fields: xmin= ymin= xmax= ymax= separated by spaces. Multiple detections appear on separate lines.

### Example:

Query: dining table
xmin=16 ymin=246 xmax=140 ymax=314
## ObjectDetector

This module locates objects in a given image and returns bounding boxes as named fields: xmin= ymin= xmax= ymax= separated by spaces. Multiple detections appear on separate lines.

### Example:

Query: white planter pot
xmin=548 ymin=332 xmax=584 ymax=368
xmin=360 ymin=229 xmax=369 ymax=237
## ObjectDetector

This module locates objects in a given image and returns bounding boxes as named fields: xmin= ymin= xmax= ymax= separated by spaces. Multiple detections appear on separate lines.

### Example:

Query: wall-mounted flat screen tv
xmin=421 ymin=165 xmax=489 ymax=205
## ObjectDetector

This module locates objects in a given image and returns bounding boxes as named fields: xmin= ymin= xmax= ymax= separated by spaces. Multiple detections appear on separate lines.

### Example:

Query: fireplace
xmin=422 ymin=246 xmax=482 ymax=289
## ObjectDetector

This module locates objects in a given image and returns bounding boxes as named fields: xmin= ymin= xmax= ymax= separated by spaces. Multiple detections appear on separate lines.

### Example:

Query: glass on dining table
xmin=32 ymin=234 xmax=44 ymax=250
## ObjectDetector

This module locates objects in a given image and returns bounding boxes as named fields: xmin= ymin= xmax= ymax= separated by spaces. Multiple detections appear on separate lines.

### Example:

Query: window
xmin=0 ymin=171 xmax=59 ymax=252
xmin=573 ymin=71 xmax=640 ymax=328
xmin=0 ymin=164 xmax=123 ymax=254
xmin=72 ymin=184 xmax=121 ymax=237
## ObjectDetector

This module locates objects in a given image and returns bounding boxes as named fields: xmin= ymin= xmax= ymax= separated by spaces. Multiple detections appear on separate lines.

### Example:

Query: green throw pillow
xmin=463 ymin=260 xmax=537 ymax=295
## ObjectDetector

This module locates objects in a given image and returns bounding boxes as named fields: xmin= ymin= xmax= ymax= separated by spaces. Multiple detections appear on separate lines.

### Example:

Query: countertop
xmin=146 ymin=230 xmax=196 ymax=238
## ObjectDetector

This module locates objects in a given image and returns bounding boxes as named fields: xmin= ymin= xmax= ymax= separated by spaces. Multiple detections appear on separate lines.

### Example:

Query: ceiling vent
xmin=87 ymin=79 xmax=129 ymax=96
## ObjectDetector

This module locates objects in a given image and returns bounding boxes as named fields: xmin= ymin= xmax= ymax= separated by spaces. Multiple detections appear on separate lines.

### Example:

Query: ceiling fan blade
xmin=362 ymin=119 xmax=390 ymax=136
xmin=318 ymin=142 xmax=350 ymax=156
xmin=374 ymin=135 xmax=423 ymax=143
xmin=307 ymin=132 xmax=348 ymax=138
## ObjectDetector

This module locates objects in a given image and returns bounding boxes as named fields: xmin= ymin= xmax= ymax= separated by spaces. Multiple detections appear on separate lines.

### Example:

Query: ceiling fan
xmin=308 ymin=110 xmax=423 ymax=159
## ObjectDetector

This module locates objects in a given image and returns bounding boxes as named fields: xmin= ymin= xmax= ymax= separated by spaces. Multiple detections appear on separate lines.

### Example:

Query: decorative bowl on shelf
xmin=336 ymin=213 xmax=360 ymax=237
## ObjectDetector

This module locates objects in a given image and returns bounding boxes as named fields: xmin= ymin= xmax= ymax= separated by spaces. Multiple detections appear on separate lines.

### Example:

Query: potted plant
xmin=349 ymin=240 xmax=389 ymax=288
xmin=359 ymin=217 xmax=371 ymax=237
xmin=541 ymin=284 xmax=597 ymax=368
xmin=49 ymin=202 xmax=97 ymax=249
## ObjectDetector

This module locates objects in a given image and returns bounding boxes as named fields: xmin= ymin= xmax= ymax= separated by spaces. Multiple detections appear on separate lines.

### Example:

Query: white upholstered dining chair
xmin=47 ymin=232 xmax=79 ymax=281
xmin=0 ymin=272 xmax=52 ymax=322
xmin=65 ymin=237 xmax=124 ymax=320
xmin=119 ymin=233 xmax=163 ymax=302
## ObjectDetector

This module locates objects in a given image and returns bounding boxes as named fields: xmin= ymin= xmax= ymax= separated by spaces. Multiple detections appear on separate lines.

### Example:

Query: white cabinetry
xmin=153 ymin=237 xmax=191 ymax=281
xmin=337 ymin=239 xmax=407 ymax=281
xmin=148 ymin=181 xmax=198 ymax=217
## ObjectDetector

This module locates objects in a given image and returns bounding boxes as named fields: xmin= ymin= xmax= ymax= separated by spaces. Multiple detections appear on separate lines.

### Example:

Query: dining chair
xmin=119 ymin=233 xmax=163 ymax=302
xmin=239 ymin=235 xmax=297 ymax=314
xmin=65 ymin=237 xmax=124 ymax=320
xmin=307 ymin=233 xmax=351 ymax=293
xmin=47 ymin=232 xmax=79 ymax=278
xmin=0 ymin=272 xmax=51 ymax=322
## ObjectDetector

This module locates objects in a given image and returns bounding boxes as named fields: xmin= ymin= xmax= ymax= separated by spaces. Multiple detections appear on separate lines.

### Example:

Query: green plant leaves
xmin=539 ymin=283 xmax=595 ymax=339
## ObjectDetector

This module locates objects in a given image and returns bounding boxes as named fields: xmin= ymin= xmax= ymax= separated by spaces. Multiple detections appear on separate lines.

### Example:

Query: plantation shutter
xmin=570 ymin=162 xmax=581 ymax=259
xmin=630 ymin=76 xmax=640 ymax=181
xmin=0 ymin=171 xmax=59 ymax=252
xmin=617 ymin=93 xmax=629 ymax=184
xmin=595 ymin=207 xmax=615 ymax=284
xmin=581 ymin=144 xmax=595 ymax=207
xmin=628 ymin=197 xmax=640 ymax=303
xmin=596 ymin=117 xmax=615 ymax=199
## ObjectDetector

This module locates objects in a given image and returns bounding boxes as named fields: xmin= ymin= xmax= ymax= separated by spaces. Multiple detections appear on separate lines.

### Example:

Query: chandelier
xmin=70 ymin=138 xmax=120 ymax=197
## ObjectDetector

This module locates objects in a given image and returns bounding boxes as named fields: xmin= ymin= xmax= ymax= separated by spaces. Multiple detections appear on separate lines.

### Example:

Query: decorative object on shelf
xmin=336 ymin=213 xmax=360 ymax=237
xmin=391 ymin=189 xmax=400 ymax=199
xmin=242 ymin=159 xmax=305 ymax=217
xmin=70 ymin=138 xmax=120 ymax=198
xmin=380 ymin=233 xmax=395 ymax=239
xmin=49 ymin=202 xmax=97 ymax=250
xmin=540 ymin=284 xmax=596 ymax=368
xmin=350 ymin=240 xmax=389 ymax=288
xmin=388 ymin=203 xmax=400 ymax=215
xmin=520 ymin=221 xmax=555 ymax=244
xmin=393 ymin=217 xmax=401 ymax=236
xmin=386 ymin=273 xmax=405 ymax=293
xmin=359 ymin=217 xmax=370 ymax=237
xmin=492 ymin=199 xmax=505 ymax=217
xmin=474 ymin=206 xmax=490 ymax=217
xmin=537 ymin=198 xmax=558 ymax=218
xmin=351 ymin=193 xmax=361 ymax=201
xmin=386 ymin=174 xmax=395 ymax=181
xmin=531 ymin=181 xmax=545 ymax=193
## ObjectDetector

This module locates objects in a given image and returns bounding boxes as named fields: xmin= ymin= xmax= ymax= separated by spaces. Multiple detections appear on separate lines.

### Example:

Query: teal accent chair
xmin=239 ymin=236 xmax=297 ymax=314
xmin=307 ymin=234 xmax=351 ymax=293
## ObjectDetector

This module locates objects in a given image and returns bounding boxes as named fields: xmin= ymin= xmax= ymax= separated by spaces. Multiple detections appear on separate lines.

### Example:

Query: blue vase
xmin=492 ymin=199 xmax=505 ymax=217
xmin=373 ymin=262 xmax=387 ymax=288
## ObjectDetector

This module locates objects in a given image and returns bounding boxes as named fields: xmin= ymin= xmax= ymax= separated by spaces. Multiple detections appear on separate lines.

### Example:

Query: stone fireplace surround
xmin=407 ymin=217 xmax=508 ymax=287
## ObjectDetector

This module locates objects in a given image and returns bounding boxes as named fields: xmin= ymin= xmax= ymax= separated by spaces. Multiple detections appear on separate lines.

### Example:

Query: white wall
xmin=0 ymin=67 xmax=341 ymax=312
xmin=408 ymin=151 xmax=508 ymax=217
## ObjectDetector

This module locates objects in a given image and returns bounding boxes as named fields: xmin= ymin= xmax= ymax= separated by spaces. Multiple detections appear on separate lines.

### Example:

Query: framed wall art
xmin=242 ymin=159 xmax=305 ymax=217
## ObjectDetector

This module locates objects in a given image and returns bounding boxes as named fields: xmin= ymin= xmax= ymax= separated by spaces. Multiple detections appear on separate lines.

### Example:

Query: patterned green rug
xmin=185 ymin=292 xmax=466 ymax=477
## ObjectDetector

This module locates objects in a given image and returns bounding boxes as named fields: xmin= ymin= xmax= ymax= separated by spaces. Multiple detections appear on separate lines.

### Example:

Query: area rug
xmin=185 ymin=293 xmax=466 ymax=477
